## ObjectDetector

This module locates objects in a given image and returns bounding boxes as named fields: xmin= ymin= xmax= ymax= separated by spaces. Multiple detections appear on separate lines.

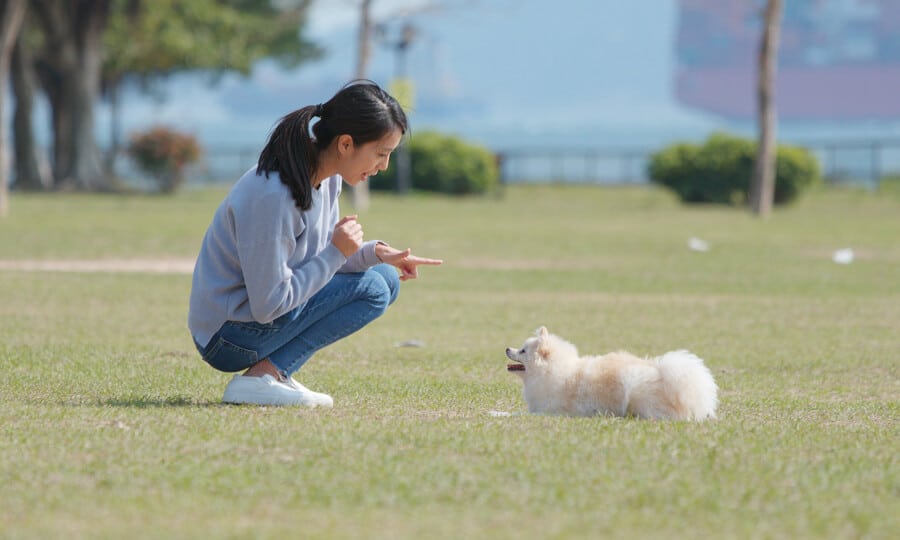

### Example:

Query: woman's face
xmin=338 ymin=128 xmax=403 ymax=186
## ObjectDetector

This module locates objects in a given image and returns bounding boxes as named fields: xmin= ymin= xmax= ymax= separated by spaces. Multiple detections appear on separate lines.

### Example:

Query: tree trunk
xmin=351 ymin=0 xmax=373 ymax=211
xmin=750 ymin=0 xmax=783 ymax=217
xmin=11 ymin=33 xmax=52 ymax=191
xmin=33 ymin=0 xmax=110 ymax=191
xmin=104 ymin=76 xmax=122 ymax=177
xmin=0 ymin=0 xmax=27 ymax=217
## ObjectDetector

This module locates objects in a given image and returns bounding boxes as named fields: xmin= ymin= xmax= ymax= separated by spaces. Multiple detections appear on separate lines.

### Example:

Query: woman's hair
xmin=256 ymin=80 xmax=408 ymax=209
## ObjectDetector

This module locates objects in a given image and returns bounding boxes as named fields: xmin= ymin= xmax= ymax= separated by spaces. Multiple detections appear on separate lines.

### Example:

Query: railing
xmin=805 ymin=138 xmax=900 ymax=186
xmin=495 ymin=148 xmax=651 ymax=185
xmin=494 ymin=138 xmax=900 ymax=187
xmin=116 ymin=138 xmax=900 ymax=189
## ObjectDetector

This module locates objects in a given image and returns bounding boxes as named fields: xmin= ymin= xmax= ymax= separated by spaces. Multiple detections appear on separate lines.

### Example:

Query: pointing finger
xmin=410 ymin=256 xmax=443 ymax=265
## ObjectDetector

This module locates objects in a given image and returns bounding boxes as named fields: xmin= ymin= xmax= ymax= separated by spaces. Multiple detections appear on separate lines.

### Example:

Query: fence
xmin=118 ymin=138 xmax=900 ymax=189
xmin=494 ymin=138 xmax=900 ymax=188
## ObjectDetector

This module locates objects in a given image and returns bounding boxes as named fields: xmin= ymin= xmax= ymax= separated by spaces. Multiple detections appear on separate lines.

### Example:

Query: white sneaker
xmin=283 ymin=377 xmax=334 ymax=409
xmin=222 ymin=374 xmax=318 ymax=407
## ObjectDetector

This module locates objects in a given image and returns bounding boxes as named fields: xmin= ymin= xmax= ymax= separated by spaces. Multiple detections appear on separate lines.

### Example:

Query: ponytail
xmin=256 ymin=106 xmax=320 ymax=210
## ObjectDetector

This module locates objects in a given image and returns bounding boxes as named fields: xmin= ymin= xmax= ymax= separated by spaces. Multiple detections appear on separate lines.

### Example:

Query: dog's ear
xmin=536 ymin=326 xmax=549 ymax=339
xmin=537 ymin=339 xmax=552 ymax=361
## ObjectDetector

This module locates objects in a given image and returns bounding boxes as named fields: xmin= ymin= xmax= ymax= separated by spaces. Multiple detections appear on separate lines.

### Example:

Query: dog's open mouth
xmin=507 ymin=363 xmax=525 ymax=372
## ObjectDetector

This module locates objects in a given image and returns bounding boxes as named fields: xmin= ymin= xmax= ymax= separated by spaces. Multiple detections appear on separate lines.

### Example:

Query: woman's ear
xmin=337 ymin=134 xmax=354 ymax=156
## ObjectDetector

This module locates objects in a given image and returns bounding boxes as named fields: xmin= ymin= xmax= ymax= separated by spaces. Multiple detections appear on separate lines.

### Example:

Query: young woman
xmin=188 ymin=81 xmax=442 ymax=407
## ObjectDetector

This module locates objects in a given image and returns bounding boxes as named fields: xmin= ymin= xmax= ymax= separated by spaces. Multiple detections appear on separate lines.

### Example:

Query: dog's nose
xmin=506 ymin=348 xmax=512 ymax=354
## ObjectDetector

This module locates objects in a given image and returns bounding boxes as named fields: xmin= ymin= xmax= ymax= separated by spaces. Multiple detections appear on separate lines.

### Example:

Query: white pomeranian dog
xmin=505 ymin=327 xmax=718 ymax=420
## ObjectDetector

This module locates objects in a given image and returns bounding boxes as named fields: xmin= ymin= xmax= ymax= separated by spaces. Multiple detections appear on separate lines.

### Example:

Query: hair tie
xmin=314 ymin=103 xmax=325 ymax=117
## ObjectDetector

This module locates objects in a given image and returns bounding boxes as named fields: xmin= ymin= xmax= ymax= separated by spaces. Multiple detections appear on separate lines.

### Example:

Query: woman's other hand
xmin=332 ymin=215 xmax=364 ymax=257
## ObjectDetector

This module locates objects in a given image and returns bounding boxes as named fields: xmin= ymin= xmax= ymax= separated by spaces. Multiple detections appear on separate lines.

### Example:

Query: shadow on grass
xmin=93 ymin=396 xmax=223 ymax=408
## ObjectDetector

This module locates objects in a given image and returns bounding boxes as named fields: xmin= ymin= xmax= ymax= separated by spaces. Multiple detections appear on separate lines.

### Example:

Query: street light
xmin=376 ymin=21 xmax=417 ymax=194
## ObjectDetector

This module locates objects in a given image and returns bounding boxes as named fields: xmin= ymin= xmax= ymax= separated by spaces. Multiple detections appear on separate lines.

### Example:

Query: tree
xmin=10 ymin=3 xmax=119 ymax=192
xmin=101 ymin=0 xmax=321 ymax=174
xmin=31 ymin=0 xmax=111 ymax=190
xmin=750 ymin=0 xmax=783 ymax=217
xmin=11 ymin=24 xmax=52 ymax=192
xmin=351 ymin=0 xmax=375 ymax=211
xmin=9 ymin=0 xmax=320 ymax=194
xmin=0 ymin=0 xmax=27 ymax=217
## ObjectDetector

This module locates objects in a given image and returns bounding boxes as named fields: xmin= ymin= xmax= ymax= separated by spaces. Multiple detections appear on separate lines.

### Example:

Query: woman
xmin=188 ymin=81 xmax=442 ymax=407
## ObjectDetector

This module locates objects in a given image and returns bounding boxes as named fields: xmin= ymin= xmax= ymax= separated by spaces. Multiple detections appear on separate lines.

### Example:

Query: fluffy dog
xmin=505 ymin=327 xmax=718 ymax=420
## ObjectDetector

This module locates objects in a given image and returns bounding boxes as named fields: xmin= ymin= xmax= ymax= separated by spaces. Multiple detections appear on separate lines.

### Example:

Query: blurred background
xmin=3 ymin=0 xmax=900 ymax=193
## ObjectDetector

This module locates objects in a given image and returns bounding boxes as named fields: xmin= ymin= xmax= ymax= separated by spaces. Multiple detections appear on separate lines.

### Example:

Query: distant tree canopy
xmin=11 ymin=0 xmax=321 ymax=192
xmin=103 ymin=0 xmax=321 ymax=88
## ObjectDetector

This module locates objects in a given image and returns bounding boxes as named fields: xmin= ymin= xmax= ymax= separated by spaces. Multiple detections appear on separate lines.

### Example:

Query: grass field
xmin=1 ymin=184 xmax=898 ymax=539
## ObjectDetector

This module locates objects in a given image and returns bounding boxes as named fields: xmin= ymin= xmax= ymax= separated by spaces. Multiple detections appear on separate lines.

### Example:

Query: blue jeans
xmin=195 ymin=264 xmax=400 ymax=376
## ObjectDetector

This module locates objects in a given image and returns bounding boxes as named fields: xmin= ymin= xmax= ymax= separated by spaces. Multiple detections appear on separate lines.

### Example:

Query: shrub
xmin=127 ymin=126 xmax=202 ymax=193
xmin=773 ymin=144 xmax=821 ymax=203
xmin=371 ymin=131 xmax=499 ymax=195
xmin=647 ymin=132 xmax=821 ymax=205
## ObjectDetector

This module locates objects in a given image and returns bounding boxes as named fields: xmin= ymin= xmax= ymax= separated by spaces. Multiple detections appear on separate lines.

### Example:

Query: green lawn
xmin=1 ymin=185 xmax=897 ymax=539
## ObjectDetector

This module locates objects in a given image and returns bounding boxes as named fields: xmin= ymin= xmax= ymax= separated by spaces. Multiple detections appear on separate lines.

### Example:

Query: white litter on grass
xmin=394 ymin=340 xmax=425 ymax=348
xmin=832 ymin=248 xmax=855 ymax=264
xmin=688 ymin=237 xmax=710 ymax=252
xmin=487 ymin=410 xmax=512 ymax=417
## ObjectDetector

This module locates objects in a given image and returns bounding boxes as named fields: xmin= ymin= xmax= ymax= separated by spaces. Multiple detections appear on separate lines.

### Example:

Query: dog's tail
xmin=656 ymin=350 xmax=718 ymax=420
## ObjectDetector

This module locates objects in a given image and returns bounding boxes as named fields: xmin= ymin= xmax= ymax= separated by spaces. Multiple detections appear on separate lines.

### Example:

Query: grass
xmin=1 ymin=184 xmax=898 ymax=539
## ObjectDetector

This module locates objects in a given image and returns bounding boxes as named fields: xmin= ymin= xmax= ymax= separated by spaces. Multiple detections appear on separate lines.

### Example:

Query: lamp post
xmin=376 ymin=21 xmax=416 ymax=194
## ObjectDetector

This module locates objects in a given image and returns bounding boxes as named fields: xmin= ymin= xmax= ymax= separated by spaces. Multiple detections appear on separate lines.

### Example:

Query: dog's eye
xmin=520 ymin=348 xmax=526 ymax=353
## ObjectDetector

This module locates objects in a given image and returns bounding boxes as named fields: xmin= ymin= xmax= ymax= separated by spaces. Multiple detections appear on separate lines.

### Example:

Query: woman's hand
xmin=332 ymin=215 xmax=364 ymax=257
xmin=376 ymin=243 xmax=443 ymax=281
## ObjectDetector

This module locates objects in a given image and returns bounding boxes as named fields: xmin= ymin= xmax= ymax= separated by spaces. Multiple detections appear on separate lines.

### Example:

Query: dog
xmin=505 ymin=327 xmax=718 ymax=420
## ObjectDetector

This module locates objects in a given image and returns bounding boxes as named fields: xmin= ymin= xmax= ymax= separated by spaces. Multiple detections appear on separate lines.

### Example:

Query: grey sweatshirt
xmin=188 ymin=167 xmax=381 ymax=348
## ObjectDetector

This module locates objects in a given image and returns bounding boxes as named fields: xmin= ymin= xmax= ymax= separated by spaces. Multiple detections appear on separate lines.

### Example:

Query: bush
xmin=128 ymin=126 xmax=202 ymax=193
xmin=773 ymin=144 xmax=821 ymax=203
xmin=647 ymin=132 xmax=821 ymax=205
xmin=371 ymin=131 xmax=499 ymax=195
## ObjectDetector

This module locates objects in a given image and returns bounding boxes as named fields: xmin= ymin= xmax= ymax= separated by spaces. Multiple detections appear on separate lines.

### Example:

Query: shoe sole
xmin=223 ymin=391 xmax=320 ymax=407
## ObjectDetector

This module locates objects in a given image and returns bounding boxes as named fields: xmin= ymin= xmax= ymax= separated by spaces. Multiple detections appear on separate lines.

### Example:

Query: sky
xmin=100 ymin=0 xmax=900 ymax=153
xmin=104 ymin=0 xmax=720 ymax=151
